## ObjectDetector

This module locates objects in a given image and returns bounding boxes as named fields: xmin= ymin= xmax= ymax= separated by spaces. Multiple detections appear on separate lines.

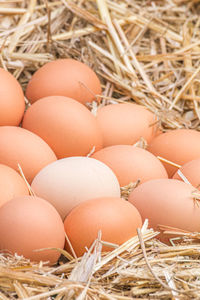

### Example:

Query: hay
xmin=1 ymin=0 xmax=200 ymax=298
xmin=1 ymin=221 xmax=200 ymax=299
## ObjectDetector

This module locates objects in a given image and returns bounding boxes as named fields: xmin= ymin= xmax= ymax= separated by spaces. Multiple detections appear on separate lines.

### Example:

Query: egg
xmin=148 ymin=129 xmax=200 ymax=177
xmin=0 ymin=164 xmax=29 ymax=207
xmin=91 ymin=145 xmax=168 ymax=186
xmin=0 ymin=126 xmax=57 ymax=183
xmin=173 ymin=158 xmax=200 ymax=189
xmin=96 ymin=103 xmax=158 ymax=147
xmin=31 ymin=157 xmax=121 ymax=220
xmin=0 ymin=196 xmax=65 ymax=264
xmin=128 ymin=179 xmax=200 ymax=242
xmin=25 ymin=59 xmax=102 ymax=105
xmin=22 ymin=96 xmax=103 ymax=159
xmin=64 ymin=197 xmax=142 ymax=257
xmin=0 ymin=67 xmax=25 ymax=126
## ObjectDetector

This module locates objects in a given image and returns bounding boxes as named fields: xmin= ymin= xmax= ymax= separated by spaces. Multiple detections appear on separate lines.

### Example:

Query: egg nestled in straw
xmin=31 ymin=157 xmax=121 ymax=220
xmin=0 ymin=196 xmax=65 ymax=264
xmin=25 ymin=58 xmax=102 ymax=105
xmin=148 ymin=129 xmax=200 ymax=177
xmin=0 ymin=67 xmax=25 ymax=126
xmin=173 ymin=158 xmax=200 ymax=189
xmin=0 ymin=164 xmax=29 ymax=207
xmin=128 ymin=178 xmax=200 ymax=243
xmin=22 ymin=96 xmax=103 ymax=159
xmin=0 ymin=126 xmax=57 ymax=183
xmin=96 ymin=103 xmax=158 ymax=147
xmin=64 ymin=197 xmax=142 ymax=257
xmin=92 ymin=145 xmax=168 ymax=186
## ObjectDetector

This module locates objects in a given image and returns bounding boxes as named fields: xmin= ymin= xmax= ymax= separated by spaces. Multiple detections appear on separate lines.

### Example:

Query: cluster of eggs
xmin=1 ymin=58 xmax=200 ymax=265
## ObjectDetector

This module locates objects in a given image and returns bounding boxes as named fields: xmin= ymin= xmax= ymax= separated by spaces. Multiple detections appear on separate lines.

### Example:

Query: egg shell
xmin=25 ymin=59 xmax=102 ymax=105
xmin=0 ymin=68 xmax=25 ymax=126
xmin=31 ymin=157 xmax=121 ymax=220
xmin=0 ymin=196 xmax=65 ymax=264
xmin=148 ymin=129 xmax=200 ymax=177
xmin=128 ymin=179 xmax=200 ymax=242
xmin=91 ymin=145 xmax=168 ymax=186
xmin=0 ymin=126 xmax=57 ymax=183
xmin=0 ymin=164 xmax=29 ymax=207
xmin=64 ymin=197 xmax=142 ymax=257
xmin=173 ymin=158 xmax=200 ymax=189
xmin=22 ymin=96 xmax=103 ymax=159
xmin=96 ymin=103 xmax=158 ymax=147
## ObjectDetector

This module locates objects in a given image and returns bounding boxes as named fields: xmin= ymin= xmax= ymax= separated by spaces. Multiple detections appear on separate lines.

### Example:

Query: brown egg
xmin=25 ymin=59 xmax=101 ymax=105
xmin=91 ymin=145 xmax=168 ymax=186
xmin=0 ymin=68 xmax=25 ymax=125
xmin=96 ymin=103 xmax=158 ymax=147
xmin=0 ymin=164 xmax=29 ymax=207
xmin=0 ymin=196 xmax=65 ymax=264
xmin=0 ymin=126 xmax=57 ymax=183
xmin=173 ymin=158 xmax=200 ymax=189
xmin=64 ymin=197 xmax=142 ymax=257
xmin=148 ymin=129 xmax=200 ymax=177
xmin=31 ymin=157 xmax=120 ymax=220
xmin=22 ymin=96 xmax=103 ymax=158
xmin=128 ymin=179 xmax=200 ymax=243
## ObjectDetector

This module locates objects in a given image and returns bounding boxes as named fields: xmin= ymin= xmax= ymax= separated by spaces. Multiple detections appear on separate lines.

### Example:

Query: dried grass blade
xmin=8 ymin=0 xmax=37 ymax=53
xmin=169 ymin=65 xmax=200 ymax=109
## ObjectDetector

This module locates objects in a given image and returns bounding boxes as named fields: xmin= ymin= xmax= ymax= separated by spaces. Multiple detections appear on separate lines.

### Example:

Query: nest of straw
xmin=1 ymin=0 xmax=200 ymax=298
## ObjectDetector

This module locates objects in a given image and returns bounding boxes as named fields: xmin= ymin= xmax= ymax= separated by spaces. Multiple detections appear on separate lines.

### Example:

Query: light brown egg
xmin=0 ymin=68 xmax=25 ymax=126
xmin=64 ymin=197 xmax=142 ymax=257
xmin=0 ymin=126 xmax=57 ymax=183
xmin=96 ymin=103 xmax=158 ymax=147
xmin=173 ymin=158 xmax=200 ymax=189
xmin=0 ymin=196 xmax=65 ymax=264
xmin=31 ymin=157 xmax=121 ymax=220
xmin=25 ymin=59 xmax=101 ymax=105
xmin=148 ymin=129 xmax=200 ymax=177
xmin=22 ymin=96 xmax=103 ymax=159
xmin=128 ymin=179 xmax=200 ymax=243
xmin=91 ymin=145 xmax=168 ymax=186
xmin=0 ymin=164 xmax=29 ymax=207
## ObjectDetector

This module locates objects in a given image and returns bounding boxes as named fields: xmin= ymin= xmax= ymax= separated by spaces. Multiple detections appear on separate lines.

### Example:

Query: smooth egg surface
xmin=64 ymin=197 xmax=142 ymax=257
xmin=31 ymin=157 xmax=121 ymax=220
xmin=25 ymin=59 xmax=102 ymax=105
xmin=148 ymin=129 xmax=200 ymax=177
xmin=96 ymin=103 xmax=158 ymax=147
xmin=173 ymin=158 xmax=200 ymax=189
xmin=0 ymin=126 xmax=57 ymax=183
xmin=22 ymin=96 xmax=103 ymax=159
xmin=0 ymin=68 xmax=25 ymax=126
xmin=128 ymin=179 xmax=200 ymax=242
xmin=0 ymin=164 xmax=29 ymax=207
xmin=0 ymin=196 xmax=65 ymax=264
xmin=92 ymin=145 xmax=168 ymax=186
